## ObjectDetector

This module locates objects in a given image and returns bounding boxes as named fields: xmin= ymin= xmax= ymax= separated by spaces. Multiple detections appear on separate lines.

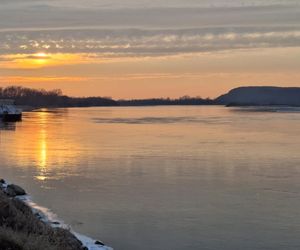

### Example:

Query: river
xmin=0 ymin=106 xmax=300 ymax=250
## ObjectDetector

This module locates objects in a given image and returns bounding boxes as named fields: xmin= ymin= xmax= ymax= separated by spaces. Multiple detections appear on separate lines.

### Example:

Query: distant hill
xmin=216 ymin=86 xmax=300 ymax=106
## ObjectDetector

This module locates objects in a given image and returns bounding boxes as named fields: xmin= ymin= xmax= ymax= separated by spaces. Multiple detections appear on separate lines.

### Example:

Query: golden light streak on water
xmin=35 ymin=111 xmax=49 ymax=181
xmin=38 ymin=129 xmax=47 ymax=168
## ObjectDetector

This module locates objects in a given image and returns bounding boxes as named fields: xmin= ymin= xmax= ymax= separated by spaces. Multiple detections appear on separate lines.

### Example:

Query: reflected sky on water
xmin=0 ymin=106 xmax=300 ymax=250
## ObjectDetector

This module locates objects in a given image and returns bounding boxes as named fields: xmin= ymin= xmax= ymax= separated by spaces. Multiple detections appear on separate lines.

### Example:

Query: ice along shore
xmin=0 ymin=179 xmax=112 ymax=250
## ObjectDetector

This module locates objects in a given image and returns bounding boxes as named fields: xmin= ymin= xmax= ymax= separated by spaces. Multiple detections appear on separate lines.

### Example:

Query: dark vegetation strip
xmin=0 ymin=180 xmax=86 ymax=250
xmin=0 ymin=86 xmax=215 ymax=108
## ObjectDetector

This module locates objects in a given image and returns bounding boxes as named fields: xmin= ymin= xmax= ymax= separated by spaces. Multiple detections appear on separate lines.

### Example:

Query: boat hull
xmin=2 ymin=113 xmax=22 ymax=122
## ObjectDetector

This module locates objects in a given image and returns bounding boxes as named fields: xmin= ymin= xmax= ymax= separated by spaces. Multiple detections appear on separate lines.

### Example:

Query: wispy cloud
xmin=0 ymin=76 xmax=85 ymax=83
xmin=1 ymin=27 xmax=300 ymax=57
xmin=0 ymin=1 xmax=300 ymax=58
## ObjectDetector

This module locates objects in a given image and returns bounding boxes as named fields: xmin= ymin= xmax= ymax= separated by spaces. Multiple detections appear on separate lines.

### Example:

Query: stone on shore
xmin=6 ymin=184 xmax=26 ymax=197
xmin=95 ymin=240 xmax=105 ymax=246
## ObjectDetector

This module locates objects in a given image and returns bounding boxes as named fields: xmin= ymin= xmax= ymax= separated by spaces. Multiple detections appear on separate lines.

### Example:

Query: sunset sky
xmin=1 ymin=0 xmax=300 ymax=99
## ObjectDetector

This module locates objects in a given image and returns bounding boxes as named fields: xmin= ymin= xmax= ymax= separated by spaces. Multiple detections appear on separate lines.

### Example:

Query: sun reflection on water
xmin=3 ymin=108 xmax=85 ymax=183
xmin=38 ymin=129 xmax=47 ymax=167
xmin=29 ymin=109 xmax=80 ymax=182
xmin=35 ymin=111 xmax=49 ymax=181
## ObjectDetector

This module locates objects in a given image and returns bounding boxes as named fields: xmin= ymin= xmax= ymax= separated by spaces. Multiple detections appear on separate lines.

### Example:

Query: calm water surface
xmin=0 ymin=106 xmax=300 ymax=250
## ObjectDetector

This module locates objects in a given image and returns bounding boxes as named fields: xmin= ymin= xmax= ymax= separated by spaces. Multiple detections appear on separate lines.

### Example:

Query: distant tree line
xmin=0 ymin=86 xmax=216 ymax=107
xmin=119 ymin=96 xmax=215 ymax=106
xmin=0 ymin=86 xmax=118 ymax=107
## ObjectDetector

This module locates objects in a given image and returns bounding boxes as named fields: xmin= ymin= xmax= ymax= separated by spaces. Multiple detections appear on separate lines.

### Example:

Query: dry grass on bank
xmin=0 ymin=190 xmax=85 ymax=250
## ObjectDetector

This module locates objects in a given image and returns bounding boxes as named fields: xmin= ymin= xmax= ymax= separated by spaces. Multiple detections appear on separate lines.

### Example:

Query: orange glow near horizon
xmin=0 ymin=47 xmax=300 ymax=98
xmin=0 ymin=53 xmax=89 ymax=69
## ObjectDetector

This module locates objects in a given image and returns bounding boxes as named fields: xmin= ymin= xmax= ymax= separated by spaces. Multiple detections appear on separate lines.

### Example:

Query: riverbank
xmin=0 ymin=179 xmax=112 ymax=250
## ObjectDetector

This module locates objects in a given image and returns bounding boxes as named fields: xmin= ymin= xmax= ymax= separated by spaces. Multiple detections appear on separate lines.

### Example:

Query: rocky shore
xmin=0 ymin=179 xmax=112 ymax=250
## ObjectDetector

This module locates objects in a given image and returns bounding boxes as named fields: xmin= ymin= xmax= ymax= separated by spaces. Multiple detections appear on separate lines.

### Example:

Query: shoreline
xmin=0 ymin=179 xmax=112 ymax=250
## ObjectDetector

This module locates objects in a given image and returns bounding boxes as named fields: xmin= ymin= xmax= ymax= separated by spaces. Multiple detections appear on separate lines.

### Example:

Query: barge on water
xmin=0 ymin=100 xmax=22 ymax=122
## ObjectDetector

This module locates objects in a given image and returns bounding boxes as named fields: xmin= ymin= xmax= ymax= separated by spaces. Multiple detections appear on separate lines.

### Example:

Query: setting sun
xmin=34 ymin=52 xmax=48 ymax=58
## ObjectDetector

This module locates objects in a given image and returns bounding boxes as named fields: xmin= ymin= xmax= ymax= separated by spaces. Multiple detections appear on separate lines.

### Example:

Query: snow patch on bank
xmin=17 ymin=195 xmax=113 ymax=250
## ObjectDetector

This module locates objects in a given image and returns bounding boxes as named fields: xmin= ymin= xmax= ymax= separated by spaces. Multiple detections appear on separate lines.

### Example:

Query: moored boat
xmin=0 ymin=100 xmax=22 ymax=122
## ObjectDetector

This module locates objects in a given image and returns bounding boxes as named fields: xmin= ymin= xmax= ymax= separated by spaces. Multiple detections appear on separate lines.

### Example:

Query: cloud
xmin=25 ymin=55 xmax=52 ymax=59
xmin=0 ymin=76 xmax=85 ymax=83
xmin=1 ymin=27 xmax=300 ymax=57
xmin=1 ymin=1 xmax=300 ymax=31
xmin=0 ymin=1 xmax=300 ymax=57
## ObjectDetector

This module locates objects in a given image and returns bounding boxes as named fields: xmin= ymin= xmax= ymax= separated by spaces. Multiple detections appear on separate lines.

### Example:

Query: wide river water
xmin=0 ymin=106 xmax=300 ymax=250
